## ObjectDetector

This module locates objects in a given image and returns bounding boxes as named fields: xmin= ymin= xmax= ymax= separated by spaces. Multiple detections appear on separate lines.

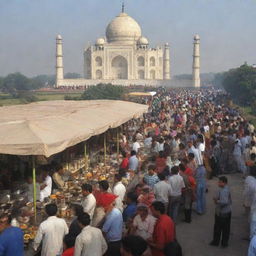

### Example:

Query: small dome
xmin=56 ymin=34 xmax=62 ymax=39
xmin=106 ymin=12 xmax=142 ymax=44
xmin=194 ymin=34 xmax=200 ymax=40
xmin=137 ymin=36 xmax=149 ymax=45
xmin=96 ymin=37 xmax=105 ymax=45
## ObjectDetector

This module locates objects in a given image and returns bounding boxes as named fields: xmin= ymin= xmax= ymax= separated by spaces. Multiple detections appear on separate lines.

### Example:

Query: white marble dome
xmin=138 ymin=36 xmax=149 ymax=45
xmin=96 ymin=37 xmax=105 ymax=45
xmin=106 ymin=12 xmax=142 ymax=44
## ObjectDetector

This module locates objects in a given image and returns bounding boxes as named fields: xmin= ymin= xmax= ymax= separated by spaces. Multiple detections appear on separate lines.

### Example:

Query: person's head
xmin=45 ymin=203 xmax=58 ymax=216
xmin=141 ymin=186 xmax=150 ymax=195
xmin=121 ymin=235 xmax=148 ymax=256
xmin=179 ymin=143 xmax=185 ymax=150
xmin=26 ymin=176 xmax=33 ymax=184
xmin=99 ymin=180 xmax=109 ymax=192
xmin=63 ymin=234 xmax=76 ymax=251
xmin=130 ymin=150 xmax=137 ymax=156
xmin=77 ymin=212 xmax=91 ymax=228
xmin=126 ymin=192 xmax=137 ymax=205
xmin=56 ymin=164 xmax=64 ymax=175
xmin=71 ymin=204 xmax=84 ymax=217
xmin=82 ymin=183 xmax=93 ymax=196
xmin=137 ymin=205 xmax=149 ymax=219
xmin=171 ymin=166 xmax=179 ymax=175
xmin=158 ymin=172 xmax=166 ymax=181
xmin=251 ymin=153 xmax=256 ymax=161
xmin=188 ymin=141 xmax=193 ymax=148
xmin=135 ymin=184 xmax=144 ymax=196
xmin=179 ymin=163 xmax=186 ymax=172
xmin=188 ymin=152 xmax=195 ymax=161
xmin=122 ymin=151 xmax=127 ymax=158
xmin=115 ymin=174 xmax=122 ymax=183
xmin=218 ymin=176 xmax=228 ymax=188
xmin=151 ymin=201 xmax=165 ymax=218
xmin=148 ymin=165 xmax=156 ymax=176
xmin=0 ymin=214 xmax=11 ymax=232
xmin=158 ymin=150 xmax=165 ymax=158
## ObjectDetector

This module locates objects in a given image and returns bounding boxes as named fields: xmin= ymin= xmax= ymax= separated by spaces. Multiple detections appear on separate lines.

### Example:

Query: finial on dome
xmin=122 ymin=1 xmax=125 ymax=13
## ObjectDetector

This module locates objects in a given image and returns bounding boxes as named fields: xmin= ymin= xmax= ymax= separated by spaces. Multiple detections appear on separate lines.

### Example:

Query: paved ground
xmin=176 ymin=174 xmax=249 ymax=256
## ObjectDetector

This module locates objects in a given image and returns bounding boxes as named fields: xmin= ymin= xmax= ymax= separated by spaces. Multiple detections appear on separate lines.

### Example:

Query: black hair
xmin=131 ymin=150 xmax=137 ymax=156
xmin=0 ymin=213 xmax=12 ymax=224
xmin=71 ymin=204 xmax=84 ymax=217
xmin=115 ymin=174 xmax=122 ymax=182
xmin=159 ymin=151 xmax=165 ymax=158
xmin=119 ymin=168 xmax=126 ymax=178
xmin=171 ymin=166 xmax=179 ymax=175
xmin=121 ymin=151 xmax=127 ymax=157
xmin=45 ymin=203 xmax=58 ymax=216
xmin=158 ymin=172 xmax=166 ymax=181
xmin=99 ymin=180 xmax=109 ymax=191
xmin=148 ymin=165 xmax=156 ymax=171
xmin=122 ymin=235 xmax=148 ymax=256
xmin=82 ymin=183 xmax=92 ymax=193
xmin=77 ymin=212 xmax=91 ymax=227
xmin=63 ymin=234 xmax=76 ymax=249
xmin=151 ymin=201 xmax=165 ymax=214
xmin=127 ymin=192 xmax=138 ymax=203
xmin=188 ymin=153 xmax=195 ymax=159
xmin=219 ymin=176 xmax=228 ymax=184
xmin=179 ymin=163 xmax=186 ymax=172
xmin=56 ymin=164 xmax=63 ymax=172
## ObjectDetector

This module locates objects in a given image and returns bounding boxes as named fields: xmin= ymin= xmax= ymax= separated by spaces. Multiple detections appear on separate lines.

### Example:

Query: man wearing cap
xmin=102 ymin=194 xmax=123 ymax=256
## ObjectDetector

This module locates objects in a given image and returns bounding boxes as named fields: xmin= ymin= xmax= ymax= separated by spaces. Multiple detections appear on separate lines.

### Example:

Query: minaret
xmin=163 ymin=43 xmax=171 ymax=80
xmin=56 ymin=34 xmax=64 ymax=87
xmin=192 ymin=34 xmax=200 ymax=88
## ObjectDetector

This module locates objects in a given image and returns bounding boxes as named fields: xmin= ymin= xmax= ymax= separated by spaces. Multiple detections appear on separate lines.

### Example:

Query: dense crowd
xmin=1 ymin=88 xmax=256 ymax=256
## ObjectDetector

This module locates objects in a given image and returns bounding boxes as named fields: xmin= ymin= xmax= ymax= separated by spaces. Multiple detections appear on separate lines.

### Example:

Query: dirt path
xmin=176 ymin=174 xmax=249 ymax=256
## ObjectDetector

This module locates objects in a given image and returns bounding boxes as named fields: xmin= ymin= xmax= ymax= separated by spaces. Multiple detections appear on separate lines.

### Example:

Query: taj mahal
xmin=55 ymin=5 xmax=200 ymax=88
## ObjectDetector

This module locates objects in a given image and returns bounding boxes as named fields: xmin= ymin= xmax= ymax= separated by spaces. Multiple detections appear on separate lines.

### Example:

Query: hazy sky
xmin=0 ymin=0 xmax=255 ymax=77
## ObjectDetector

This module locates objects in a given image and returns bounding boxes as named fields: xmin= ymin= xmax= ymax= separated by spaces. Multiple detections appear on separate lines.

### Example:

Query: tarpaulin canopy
xmin=128 ymin=91 xmax=156 ymax=97
xmin=0 ymin=100 xmax=148 ymax=157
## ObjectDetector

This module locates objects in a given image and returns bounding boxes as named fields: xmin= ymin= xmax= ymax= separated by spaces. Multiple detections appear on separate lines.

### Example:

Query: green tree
xmin=81 ymin=83 xmax=126 ymax=100
xmin=64 ymin=73 xmax=81 ymax=79
xmin=2 ymin=72 xmax=30 ymax=95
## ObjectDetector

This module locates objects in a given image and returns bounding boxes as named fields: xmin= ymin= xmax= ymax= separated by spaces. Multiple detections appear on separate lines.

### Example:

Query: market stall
xmin=0 ymin=99 xmax=148 ymax=247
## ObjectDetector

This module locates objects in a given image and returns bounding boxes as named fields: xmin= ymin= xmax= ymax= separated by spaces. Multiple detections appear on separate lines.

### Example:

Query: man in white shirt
xmin=33 ymin=203 xmax=68 ymax=256
xmin=40 ymin=170 xmax=52 ymax=202
xmin=168 ymin=166 xmax=185 ymax=222
xmin=81 ymin=183 xmax=96 ymax=220
xmin=153 ymin=173 xmax=172 ymax=211
xmin=26 ymin=176 xmax=40 ymax=202
xmin=128 ymin=150 xmax=139 ymax=172
xmin=113 ymin=174 xmax=126 ymax=212
xmin=131 ymin=205 xmax=156 ymax=240
xmin=188 ymin=141 xmax=203 ymax=166
xmin=74 ymin=212 xmax=107 ymax=256
xmin=132 ymin=138 xmax=141 ymax=153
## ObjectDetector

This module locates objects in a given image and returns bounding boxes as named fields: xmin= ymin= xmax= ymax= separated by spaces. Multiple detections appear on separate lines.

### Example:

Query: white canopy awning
xmin=0 ymin=100 xmax=148 ymax=157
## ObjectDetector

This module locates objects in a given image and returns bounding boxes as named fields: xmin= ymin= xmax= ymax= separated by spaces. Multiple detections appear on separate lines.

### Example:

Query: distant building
xmin=55 ymin=5 xmax=200 ymax=88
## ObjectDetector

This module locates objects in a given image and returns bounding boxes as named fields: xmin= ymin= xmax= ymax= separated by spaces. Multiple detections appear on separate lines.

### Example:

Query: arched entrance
xmin=111 ymin=56 xmax=128 ymax=79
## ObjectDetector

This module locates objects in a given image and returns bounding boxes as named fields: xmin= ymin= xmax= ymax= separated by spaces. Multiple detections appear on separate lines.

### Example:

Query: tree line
xmin=213 ymin=63 xmax=256 ymax=107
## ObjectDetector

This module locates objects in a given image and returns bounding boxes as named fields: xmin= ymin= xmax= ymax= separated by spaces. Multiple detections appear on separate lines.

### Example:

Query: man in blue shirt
xmin=0 ymin=214 xmax=23 ymax=256
xmin=102 ymin=194 xmax=123 ymax=256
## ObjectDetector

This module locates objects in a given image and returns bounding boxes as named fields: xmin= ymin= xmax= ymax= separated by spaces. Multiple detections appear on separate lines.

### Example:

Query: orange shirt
xmin=152 ymin=214 xmax=175 ymax=256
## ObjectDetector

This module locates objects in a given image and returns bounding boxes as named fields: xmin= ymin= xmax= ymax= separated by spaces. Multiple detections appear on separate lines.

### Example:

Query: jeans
xmin=196 ymin=183 xmax=206 ymax=214
xmin=169 ymin=196 xmax=181 ymax=222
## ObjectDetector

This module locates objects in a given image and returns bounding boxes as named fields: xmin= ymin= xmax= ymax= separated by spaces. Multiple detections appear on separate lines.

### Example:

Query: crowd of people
xmin=0 ymin=88 xmax=256 ymax=256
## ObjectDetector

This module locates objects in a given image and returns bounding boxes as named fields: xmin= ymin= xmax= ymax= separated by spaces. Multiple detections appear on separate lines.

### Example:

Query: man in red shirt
xmin=148 ymin=201 xmax=175 ymax=256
